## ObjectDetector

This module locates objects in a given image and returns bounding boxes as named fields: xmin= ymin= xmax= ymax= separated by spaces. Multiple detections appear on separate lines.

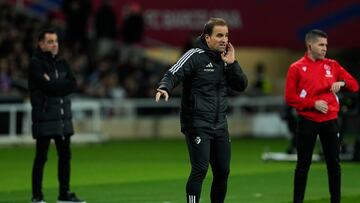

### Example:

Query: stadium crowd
xmin=0 ymin=2 xmax=169 ymax=100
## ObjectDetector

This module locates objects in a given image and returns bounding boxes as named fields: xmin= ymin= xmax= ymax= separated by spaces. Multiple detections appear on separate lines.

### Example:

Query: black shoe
xmin=31 ymin=197 xmax=46 ymax=203
xmin=58 ymin=192 xmax=86 ymax=203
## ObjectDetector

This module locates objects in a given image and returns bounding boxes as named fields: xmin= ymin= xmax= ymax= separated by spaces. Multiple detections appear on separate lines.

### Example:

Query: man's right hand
xmin=155 ymin=88 xmax=169 ymax=102
xmin=314 ymin=100 xmax=328 ymax=114
xmin=221 ymin=42 xmax=235 ymax=64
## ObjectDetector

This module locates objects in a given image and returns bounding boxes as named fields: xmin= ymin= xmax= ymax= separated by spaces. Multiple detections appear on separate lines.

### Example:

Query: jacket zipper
xmin=52 ymin=60 xmax=64 ymax=139
xmin=214 ymin=84 xmax=220 ymax=129
xmin=53 ymin=60 xmax=59 ymax=79
xmin=43 ymin=96 xmax=48 ymax=112
xmin=213 ymin=64 xmax=221 ymax=129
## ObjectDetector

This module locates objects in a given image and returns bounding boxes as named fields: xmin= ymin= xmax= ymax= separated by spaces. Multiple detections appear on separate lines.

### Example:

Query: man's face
xmin=307 ymin=37 xmax=327 ymax=60
xmin=39 ymin=33 xmax=59 ymax=56
xmin=205 ymin=25 xmax=228 ymax=53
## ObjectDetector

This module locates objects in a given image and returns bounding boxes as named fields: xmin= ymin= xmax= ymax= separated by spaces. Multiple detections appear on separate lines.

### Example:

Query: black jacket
xmin=158 ymin=36 xmax=248 ymax=130
xmin=28 ymin=50 xmax=77 ymax=138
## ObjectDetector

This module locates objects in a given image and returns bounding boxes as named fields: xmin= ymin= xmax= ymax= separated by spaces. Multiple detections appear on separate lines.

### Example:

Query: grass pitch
xmin=0 ymin=138 xmax=360 ymax=203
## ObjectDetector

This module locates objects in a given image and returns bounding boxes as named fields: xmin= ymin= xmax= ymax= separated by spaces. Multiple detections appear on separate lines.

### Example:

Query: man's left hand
xmin=44 ymin=73 xmax=50 ymax=81
xmin=221 ymin=42 xmax=235 ymax=64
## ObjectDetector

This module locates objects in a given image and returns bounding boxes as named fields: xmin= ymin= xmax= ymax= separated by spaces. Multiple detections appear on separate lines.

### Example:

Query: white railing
xmin=0 ymin=96 xmax=286 ymax=144
xmin=0 ymin=100 xmax=103 ymax=144
xmin=99 ymin=96 xmax=284 ymax=117
xmin=0 ymin=103 xmax=29 ymax=138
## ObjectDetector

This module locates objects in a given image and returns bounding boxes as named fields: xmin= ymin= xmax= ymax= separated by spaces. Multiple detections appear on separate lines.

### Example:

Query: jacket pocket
xmin=32 ymin=121 xmax=63 ymax=137
xmin=33 ymin=105 xmax=62 ymax=122
xmin=193 ymin=96 xmax=217 ymax=113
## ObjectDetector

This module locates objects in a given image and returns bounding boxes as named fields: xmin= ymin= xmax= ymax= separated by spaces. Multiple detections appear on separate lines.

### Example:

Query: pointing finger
xmin=155 ymin=92 xmax=161 ymax=102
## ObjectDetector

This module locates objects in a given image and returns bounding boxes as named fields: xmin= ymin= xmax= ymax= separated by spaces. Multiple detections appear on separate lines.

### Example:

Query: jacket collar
xmin=194 ymin=35 xmax=222 ymax=60
xmin=304 ymin=52 xmax=325 ymax=63
xmin=33 ymin=48 xmax=61 ymax=62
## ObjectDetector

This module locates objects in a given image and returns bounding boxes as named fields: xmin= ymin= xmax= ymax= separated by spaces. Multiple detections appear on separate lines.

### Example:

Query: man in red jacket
xmin=285 ymin=29 xmax=359 ymax=203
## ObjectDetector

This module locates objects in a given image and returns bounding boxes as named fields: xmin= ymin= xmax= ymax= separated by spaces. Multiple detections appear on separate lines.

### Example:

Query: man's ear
xmin=205 ymin=34 xmax=210 ymax=42
xmin=203 ymin=35 xmax=211 ymax=49
xmin=38 ymin=41 xmax=44 ymax=49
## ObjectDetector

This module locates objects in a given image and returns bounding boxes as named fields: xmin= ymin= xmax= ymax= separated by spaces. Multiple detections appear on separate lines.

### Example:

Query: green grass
xmin=0 ymin=138 xmax=360 ymax=203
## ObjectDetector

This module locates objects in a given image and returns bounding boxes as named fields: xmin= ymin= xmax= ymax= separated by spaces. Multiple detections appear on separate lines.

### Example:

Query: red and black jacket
xmin=285 ymin=53 xmax=359 ymax=122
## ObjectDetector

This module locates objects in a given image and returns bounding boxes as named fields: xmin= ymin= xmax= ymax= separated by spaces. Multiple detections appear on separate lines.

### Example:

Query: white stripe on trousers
xmin=188 ymin=195 xmax=196 ymax=203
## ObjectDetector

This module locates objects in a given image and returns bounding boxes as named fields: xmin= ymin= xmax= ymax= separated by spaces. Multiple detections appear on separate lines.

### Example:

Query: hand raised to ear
xmin=221 ymin=42 xmax=235 ymax=64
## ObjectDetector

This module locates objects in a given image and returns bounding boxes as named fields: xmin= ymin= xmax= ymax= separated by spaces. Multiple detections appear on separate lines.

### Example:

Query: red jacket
xmin=285 ymin=53 xmax=359 ymax=122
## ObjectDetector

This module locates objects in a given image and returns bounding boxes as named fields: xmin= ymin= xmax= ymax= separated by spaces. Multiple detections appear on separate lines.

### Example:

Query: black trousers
xmin=293 ymin=117 xmax=341 ymax=203
xmin=183 ymin=127 xmax=231 ymax=203
xmin=32 ymin=137 xmax=71 ymax=198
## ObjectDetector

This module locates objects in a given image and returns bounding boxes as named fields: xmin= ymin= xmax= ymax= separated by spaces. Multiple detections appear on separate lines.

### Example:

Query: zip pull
xmin=55 ymin=69 xmax=59 ymax=79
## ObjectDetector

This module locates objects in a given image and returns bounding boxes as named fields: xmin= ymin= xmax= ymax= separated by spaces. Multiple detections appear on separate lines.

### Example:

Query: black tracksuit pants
xmin=293 ymin=117 xmax=341 ymax=203
xmin=32 ymin=137 xmax=71 ymax=199
xmin=183 ymin=127 xmax=231 ymax=203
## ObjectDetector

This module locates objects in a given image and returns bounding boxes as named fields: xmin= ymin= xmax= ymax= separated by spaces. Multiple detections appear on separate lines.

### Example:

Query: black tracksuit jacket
xmin=158 ymin=36 xmax=248 ymax=130
xmin=28 ymin=50 xmax=77 ymax=138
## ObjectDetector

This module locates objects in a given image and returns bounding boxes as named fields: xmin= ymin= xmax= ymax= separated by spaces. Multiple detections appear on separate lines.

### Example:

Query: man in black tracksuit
xmin=29 ymin=28 xmax=85 ymax=203
xmin=155 ymin=18 xmax=248 ymax=203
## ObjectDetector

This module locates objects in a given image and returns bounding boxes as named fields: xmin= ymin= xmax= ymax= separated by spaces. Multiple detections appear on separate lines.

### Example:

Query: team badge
xmin=324 ymin=64 xmax=333 ymax=77
xmin=195 ymin=136 xmax=201 ymax=144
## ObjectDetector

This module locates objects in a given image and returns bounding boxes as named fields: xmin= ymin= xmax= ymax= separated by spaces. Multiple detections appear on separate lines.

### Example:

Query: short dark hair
xmin=305 ymin=29 xmax=328 ymax=44
xmin=37 ymin=27 xmax=58 ymax=42
xmin=203 ymin=17 xmax=227 ymax=36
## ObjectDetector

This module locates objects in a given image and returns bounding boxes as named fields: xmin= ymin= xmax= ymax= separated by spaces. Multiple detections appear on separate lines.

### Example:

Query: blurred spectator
xmin=123 ymin=70 xmax=142 ymax=98
xmin=101 ymin=70 xmax=125 ymax=99
xmin=339 ymin=91 xmax=360 ymax=161
xmin=280 ymin=104 xmax=297 ymax=154
xmin=62 ymin=0 xmax=91 ymax=51
xmin=251 ymin=62 xmax=272 ymax=95
xmin=94 ymin=0 xmax=117 ymax=40
xmin=94 ymin=0 xmax=118 ymax=58
xmin=0 ymin=4 xmax=32 ymax=96
xmin=68 ymin=52 xmax=89 ymax=94
xmin=120 ymin=2 xmax=145 ymax=64
xmin=121 ymin=2 xmax=144 ymax=45
xmin=0 ymin=57 xmax=12 ymax=94
xmin=86 ymin=58 xmax=111 ymax=96
xmin=182 ymin=33 xmax=197 ymax=54
xmin=85 ymin=57 xmax=125 ymax=98
xmin=353 ymin=92 xmax=360 ymax=161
